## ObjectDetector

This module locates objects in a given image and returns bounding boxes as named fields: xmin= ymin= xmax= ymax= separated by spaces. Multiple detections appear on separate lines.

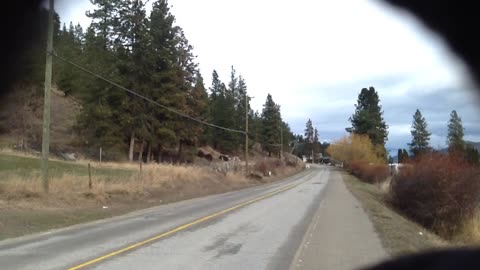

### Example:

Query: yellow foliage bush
xmin=326 ymin=134 xmax=385 ymax=165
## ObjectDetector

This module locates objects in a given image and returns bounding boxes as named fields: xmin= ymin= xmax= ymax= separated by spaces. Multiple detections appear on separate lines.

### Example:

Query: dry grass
xmin=0 ymin=151 xmax=304 ymax=206
xmin=0 ymin=163 xmax=249 ymax=205
xmin=0 ymin=151 xmax=304 ymax=240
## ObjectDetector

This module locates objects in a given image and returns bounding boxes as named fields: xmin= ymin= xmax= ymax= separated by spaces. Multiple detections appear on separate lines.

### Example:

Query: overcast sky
xmin=56 ymin=0 xmax=480 ymax=155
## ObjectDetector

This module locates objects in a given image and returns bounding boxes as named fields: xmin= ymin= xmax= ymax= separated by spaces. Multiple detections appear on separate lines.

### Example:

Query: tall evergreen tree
xmin=208 ymin=70 xmax=236 ymax=152
xmin=224 ymin=66 xmax=240 ymax=149
xmin=187 ymin=72 xmax=209 ymax=146
xmin=304 ymin=119 xmax=314 ymax=143
xmin=447 ymin=110 xmax=465 ymax=153
xmin=408 ymin=109 xmax=431 ymax=157
xmin=55 ymin=22 xmax=82 ymax=96
xmin=250 ymin=111 xmax=262 ymax=144
xmin=304 ymin=119 xmax=314 ymax=155
xmin=347 ymin=86 xmax=388 ymax=160
xmin=313 ymin=127 xmax=320 ymax=154
xmin=397 ymin=148 xmax=403 ymax=163
xmin=261 ymin=94 xmax=282 ymax=156
xmin=74 ymin=24 xmax=127 ymax=159
xmin=281 ymin=121 xmax=295 ymax=152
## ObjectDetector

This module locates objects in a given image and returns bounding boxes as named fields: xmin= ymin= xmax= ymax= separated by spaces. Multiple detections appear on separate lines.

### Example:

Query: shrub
xmin=389 ymin=153 xmax=480 ymax=238
xmin=254 ymin=158 xmax=285 ymax=176
xmin=327 ymin=134 xmax=385 ymax=165
xmin=348 ymin=160 xmax=389 ymax=184
xmin=254 ymin=160 xmax=269 ymax=176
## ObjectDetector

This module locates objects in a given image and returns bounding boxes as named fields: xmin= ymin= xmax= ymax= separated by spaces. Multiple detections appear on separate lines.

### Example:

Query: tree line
xmin=291 ymin=119 xmax=330 ymax=160
xmin=403 ymin=109 xmax=479 ymax=164
xmin=15 ymin=0 xmax=294 ymax=161
xmin=325 ymin=86 xmax=478 ymax=165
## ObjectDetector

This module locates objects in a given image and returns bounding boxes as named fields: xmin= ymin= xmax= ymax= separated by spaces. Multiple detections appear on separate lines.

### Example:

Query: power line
xmin=53 ymin=51 xmax=246 ymax=134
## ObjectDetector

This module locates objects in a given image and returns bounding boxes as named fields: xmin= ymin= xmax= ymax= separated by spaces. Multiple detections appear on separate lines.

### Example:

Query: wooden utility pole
xmin=88 ymin=163 xmax=92 ymax=189
xmin=280 ymin=126 xmax=283 ymax=160
xmin=245 ymin=91 xmax=249 ymax=176
xmin=41 ymin=0 xmax=54 ymax=193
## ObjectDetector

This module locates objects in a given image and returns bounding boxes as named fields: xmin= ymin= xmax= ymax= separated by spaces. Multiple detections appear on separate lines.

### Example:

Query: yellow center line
xmin=67 ymin=175 xmax=311 ymax=270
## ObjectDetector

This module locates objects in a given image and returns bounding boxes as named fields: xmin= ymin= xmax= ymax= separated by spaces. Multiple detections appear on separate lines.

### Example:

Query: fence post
xmin=88 ymin=163 xmax=92 ymax=189
xmin=99 ymin=147 xmax=102 ymax=163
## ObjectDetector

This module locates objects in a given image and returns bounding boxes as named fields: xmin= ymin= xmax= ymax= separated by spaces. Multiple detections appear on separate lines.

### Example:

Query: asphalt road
xmin=0 ymin=165 xmax=387 ymax=270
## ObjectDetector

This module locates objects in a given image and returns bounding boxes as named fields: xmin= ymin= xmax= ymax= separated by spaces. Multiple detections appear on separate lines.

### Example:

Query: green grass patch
xmin=0 ymin=153 xmax=133 ymax=180
xmin=342 ymin=172 xmax=447 ymax=256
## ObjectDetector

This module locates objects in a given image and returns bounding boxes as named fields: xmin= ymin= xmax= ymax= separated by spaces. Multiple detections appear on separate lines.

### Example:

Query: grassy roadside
xmin=341 ymin=172 xmax=448 ymax=256
xmin=0 ymin=153 xmax=133 ymax=179
xmin=0 ymin=152 xmax=304 ymax=241
xmin=0 ymin=203 xmax=151 ymax=240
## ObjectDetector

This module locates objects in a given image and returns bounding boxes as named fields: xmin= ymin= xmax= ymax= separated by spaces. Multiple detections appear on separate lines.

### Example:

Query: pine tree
xmin=447 ymin=110 xmax=465 ymax=153
xmin=86 ymin=0 xmax=122 ymax=48
xmin=250 ymin=111 xmax=262 ymax=144
xmin=55 ymin=21 xmax=84 ymax=96
xmin=208 ymin=70 xmax=223 ymax=149
xmin=206 ymin=70 xmax=236 ymax=152
xmin=408 ymin=109 xmax=431 ymax=157
xmin=147 ymin=0 xmax=200 ymax=160
xmin=313 ymin=127 xmax=320 ymax=154
xmin=74 ymin=24 xmax=126 ymax=160
xmin=187 ymin=72 xmax=209 ymax=146
xmin=117 ymin=0 xmax=153 ymax=161
xmin=397 ymin=148 xmax=403 ymax=163
xmin=304 ymin=119 xmax=314 ymax=155
xmin=304 ymin=119 xmax=314 ymax=143
xmin=347 ymin=86 xmax=388 ymax=160
xmin=261 ymin=94 xmax=282 ymax=156
xmin=280 ymin=121 xmax=295 ymax=153
xmin=224 ymin=66 xmax=240 ymax=150
xmin=170 ymin=27 xmax=202 ymax=159
xmin=235 ymin=76 xmax=249 ymax=134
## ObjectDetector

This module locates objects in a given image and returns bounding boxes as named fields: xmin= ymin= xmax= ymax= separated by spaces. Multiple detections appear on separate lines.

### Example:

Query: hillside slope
xmin=0 ymin=85 xmax=80 ymax=153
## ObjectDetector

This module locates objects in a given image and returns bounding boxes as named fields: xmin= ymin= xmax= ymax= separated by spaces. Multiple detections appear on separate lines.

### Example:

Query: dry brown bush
xmin=389 ymin=153 xmax=480 ymax=238
xmin=348 ymin=161 xmax=390 ymax=184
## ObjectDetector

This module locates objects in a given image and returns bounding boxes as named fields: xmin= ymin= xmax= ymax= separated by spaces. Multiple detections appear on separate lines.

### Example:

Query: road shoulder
xmin=290 ymin=168 xmax=388 ymax=270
